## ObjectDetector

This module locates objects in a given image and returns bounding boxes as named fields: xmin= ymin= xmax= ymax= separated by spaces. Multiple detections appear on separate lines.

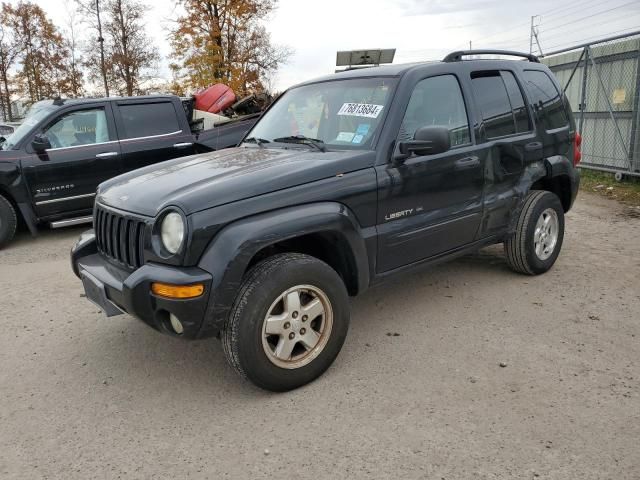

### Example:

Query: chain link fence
xmin=541 ymin=31 xmax=640 ymax=178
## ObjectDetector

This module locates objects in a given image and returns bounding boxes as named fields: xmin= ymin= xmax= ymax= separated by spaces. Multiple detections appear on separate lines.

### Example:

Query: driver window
xmin=44 ymin=108 xmax=111 ymax=149
xmin=399 ymin=75 xmax=470 ymax=147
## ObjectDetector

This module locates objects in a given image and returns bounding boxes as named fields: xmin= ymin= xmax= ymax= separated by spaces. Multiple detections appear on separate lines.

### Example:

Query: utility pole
xmin=529 ymin=15 xmax=543 ymax=55
xmin=96 ymin=0 xmax=109 ymax=97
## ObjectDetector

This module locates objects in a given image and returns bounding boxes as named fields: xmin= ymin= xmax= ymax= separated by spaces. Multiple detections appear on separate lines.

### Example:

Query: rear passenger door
xmin=113 ymin=100 xmax=196 ymax=173
xmin=470 ymin=70 xmax=540 ymax=237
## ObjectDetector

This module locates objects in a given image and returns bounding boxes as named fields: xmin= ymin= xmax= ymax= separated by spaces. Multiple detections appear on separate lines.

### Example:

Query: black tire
xmin=222 ymin=253 xmax=350 ymax=392
xmin=0 ymin=194 xmax=17 ymax=249
xmin=504 ymin=190 xmax=565 ymax=275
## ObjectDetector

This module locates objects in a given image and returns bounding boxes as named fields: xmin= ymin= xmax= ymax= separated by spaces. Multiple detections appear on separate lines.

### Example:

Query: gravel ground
xmin=1 ymin=191 xmax=639 ymax=480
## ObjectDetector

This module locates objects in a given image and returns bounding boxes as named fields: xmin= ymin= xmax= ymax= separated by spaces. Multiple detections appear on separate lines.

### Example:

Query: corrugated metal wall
xmin=542 ymin=35 xmax=640 ymax=174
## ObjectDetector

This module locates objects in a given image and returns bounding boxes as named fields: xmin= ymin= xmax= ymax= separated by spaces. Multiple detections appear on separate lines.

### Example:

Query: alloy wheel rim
xmin=534 ymin=208 xmax=559 ymax=261
xmin=261 ymin=284 xmax=333 ymax=369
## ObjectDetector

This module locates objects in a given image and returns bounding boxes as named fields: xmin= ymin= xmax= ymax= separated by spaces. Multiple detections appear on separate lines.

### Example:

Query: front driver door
xmin=21 ymin=104 xmax=120 ymax=218
xmin=376 ymin=74 xmax=485 ymax=272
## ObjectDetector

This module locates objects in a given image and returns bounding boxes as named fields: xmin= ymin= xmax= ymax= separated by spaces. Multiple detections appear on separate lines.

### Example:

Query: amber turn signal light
xmin=151 ymin=282 xmax=204 ymax=299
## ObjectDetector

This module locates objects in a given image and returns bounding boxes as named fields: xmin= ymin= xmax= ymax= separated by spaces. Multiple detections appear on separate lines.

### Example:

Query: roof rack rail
xmin=442 ymin=50 xmax=540 ymax=63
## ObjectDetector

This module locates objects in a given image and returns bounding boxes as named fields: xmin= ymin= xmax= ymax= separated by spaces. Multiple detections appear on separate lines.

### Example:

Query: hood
xmin=97 ymin=147 xmax=374 ymax=217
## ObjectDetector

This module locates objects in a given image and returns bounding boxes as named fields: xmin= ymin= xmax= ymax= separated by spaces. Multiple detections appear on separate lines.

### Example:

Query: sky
xmin=10 ymin=0 xmax=640 ymax=92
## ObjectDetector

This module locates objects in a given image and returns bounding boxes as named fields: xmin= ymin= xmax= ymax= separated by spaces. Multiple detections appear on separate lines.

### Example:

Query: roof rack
xmin=442 ymin=50 xmax=540 ymax=63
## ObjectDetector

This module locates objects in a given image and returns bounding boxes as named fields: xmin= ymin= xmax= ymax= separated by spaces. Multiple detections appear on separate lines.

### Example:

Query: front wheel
xmin=222 ymin=253 xmax=350 ymax=391
xmin=504 ymin=190 xmax=565 ymax=275
xmin=0 ymin=195 xmax=17 ymax=249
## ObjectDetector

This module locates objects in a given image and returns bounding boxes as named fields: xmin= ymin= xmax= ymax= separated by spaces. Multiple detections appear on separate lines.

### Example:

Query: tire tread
xmin=505 ymin=190 xmax=549 ymax=275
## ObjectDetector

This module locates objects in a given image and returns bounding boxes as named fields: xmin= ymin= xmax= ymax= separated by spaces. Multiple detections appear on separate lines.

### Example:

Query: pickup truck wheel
xmin=0 ymin=195 xmax=17 ymax=249
xmin=504 ymin=190 xmax=565 ymax=275
xmin=222 ymin=253 xmax=350 ymax=391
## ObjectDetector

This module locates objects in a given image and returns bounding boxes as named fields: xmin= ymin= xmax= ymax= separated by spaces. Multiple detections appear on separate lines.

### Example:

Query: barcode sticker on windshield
xmin=337 ymin=103 xmax=384 ymax=118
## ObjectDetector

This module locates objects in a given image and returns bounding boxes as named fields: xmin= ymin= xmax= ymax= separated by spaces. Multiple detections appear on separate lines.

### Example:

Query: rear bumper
xmin=71 ymin=230 xmax=212 ymax=339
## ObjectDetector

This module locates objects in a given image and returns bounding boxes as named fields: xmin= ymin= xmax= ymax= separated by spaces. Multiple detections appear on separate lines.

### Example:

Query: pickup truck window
xmin=119 ymin=102 xmax=181 ymax=139
xmin=246 ymin=78 xmax=397 ymax=150
xmin=0 ymin=104 xmax=59 ymax=150
xmin=398 ymin=75 xmax=470 ymax=146
xmin=44 ymin=108 xmax=112 ymax=149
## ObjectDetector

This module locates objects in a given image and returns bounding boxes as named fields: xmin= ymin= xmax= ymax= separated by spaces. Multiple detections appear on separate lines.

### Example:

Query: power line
xmin=539 ymin=1 xmax=639 ymax=34
xmin=543 ymin=28 xmax=640 ymax=52
xmin=539 ymin=14 xmax=640 ymax=43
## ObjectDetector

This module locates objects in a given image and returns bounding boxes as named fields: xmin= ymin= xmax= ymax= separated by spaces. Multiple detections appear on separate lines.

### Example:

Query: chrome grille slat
xmin=94 ymin=205 xmax=146 ymax=269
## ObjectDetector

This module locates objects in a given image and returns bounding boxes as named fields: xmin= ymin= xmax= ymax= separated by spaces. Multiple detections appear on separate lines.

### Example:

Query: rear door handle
xmin=524 ymin=141 xmax=543 ymax=152
xmin=454 ymin=156 xmax=480 ymax=170
xmin=95 ymin=151 xmax=119 ymax=159
xmin=173 ymin=142 xmax=193 ymax=149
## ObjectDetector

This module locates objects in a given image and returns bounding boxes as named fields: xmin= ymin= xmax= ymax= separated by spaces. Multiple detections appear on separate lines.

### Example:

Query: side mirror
xmin=398 ymin=126 xmax=451 ymax=158
xmin=32 ymin=133 xmax=51 ymax=153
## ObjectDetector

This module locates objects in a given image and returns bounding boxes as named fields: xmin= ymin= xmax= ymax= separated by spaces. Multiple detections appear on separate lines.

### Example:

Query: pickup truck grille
xmin=94 ymin=205 xmax=146 ymax=269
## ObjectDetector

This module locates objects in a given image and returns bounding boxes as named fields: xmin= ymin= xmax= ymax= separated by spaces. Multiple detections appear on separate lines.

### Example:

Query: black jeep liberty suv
xmin=71 ymin=50 xmax=581 ymax=391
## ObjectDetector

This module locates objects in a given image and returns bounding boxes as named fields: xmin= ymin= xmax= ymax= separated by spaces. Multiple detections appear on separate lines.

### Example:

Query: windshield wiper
xmin=244 ymin=137 xmax=270 ymax=148
xmin=272 ymin=135 xmax=326 ymax=152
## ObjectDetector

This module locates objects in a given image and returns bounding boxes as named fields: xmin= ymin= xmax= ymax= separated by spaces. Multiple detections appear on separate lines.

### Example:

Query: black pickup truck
xmin=0 ymin=95 xmax=259 ymax=247
xmin=72 ymin=50 xmax=580 ymax=391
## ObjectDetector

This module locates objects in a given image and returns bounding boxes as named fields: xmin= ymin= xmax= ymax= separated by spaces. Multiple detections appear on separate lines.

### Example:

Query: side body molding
xmin=196 ymin=202 xmax=370 ymax=338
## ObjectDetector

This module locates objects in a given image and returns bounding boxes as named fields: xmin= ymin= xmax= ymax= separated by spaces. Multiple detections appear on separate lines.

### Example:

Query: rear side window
xmin=501 ymin=71 xmax=530 ymax=133
xmin=118 ymin=102 xmax=181 ymax=139
xmin=398 ymin=74 xmax=471 ymax=147
xmin=522 ymin=70 xmax=568 ymax=130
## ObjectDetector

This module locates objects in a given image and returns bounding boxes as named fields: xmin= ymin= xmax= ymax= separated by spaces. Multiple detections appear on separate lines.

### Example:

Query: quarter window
xmin=44 ymin=108 xmax=111 ymax=149
xmin=522 ymin=70 xmax=568 ymax=130
xmin=118 ymin=102 xmax=181 ymax=139
xmin=399 ymin=75 xmax=471 ymax=147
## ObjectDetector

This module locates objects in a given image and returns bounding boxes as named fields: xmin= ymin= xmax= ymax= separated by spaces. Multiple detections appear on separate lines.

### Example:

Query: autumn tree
xmin=62 ymin=5 xmax=84 ymax=97
xmin=170 ymin=0 xmax=290 ymax=95
xmin=0 ymin=16 xmax=20 ymax=121
xmin=3 ymin=2 xmax=80 ymax=103
xmin=76 ymin=0 xmax=110 ymax=96
xmin=104 ymin=0 xmax=159 ymax=95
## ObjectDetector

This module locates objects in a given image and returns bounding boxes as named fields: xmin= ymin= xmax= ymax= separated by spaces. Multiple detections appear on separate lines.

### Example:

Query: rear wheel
xmin=0 ymin=195 xmax=17 ymax=249
xmin=222 ymin=253 xmax=350 ymax=391
xmin=504 ymin=190 xmax=565 ymax=275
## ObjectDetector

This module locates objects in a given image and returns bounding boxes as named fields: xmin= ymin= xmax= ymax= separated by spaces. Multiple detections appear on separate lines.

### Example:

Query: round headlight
xmin=161 ymin=212 xmax=185 ymax=254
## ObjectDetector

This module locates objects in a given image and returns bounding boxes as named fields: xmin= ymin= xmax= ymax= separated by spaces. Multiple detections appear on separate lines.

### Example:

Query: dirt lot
xmin=1 ymin=191 xmax=639 ymax=480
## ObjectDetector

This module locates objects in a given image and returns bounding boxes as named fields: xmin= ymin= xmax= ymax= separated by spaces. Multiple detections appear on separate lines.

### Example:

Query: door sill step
xmin=50 ymin=216 xmax=93 ymax=229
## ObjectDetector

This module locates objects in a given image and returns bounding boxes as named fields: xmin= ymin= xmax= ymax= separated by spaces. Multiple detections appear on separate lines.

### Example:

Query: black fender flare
xmin=544 ymin=154 xmax=574 ymax=178
xmin=0 ymin=161 xmax=38 ymax=235
xmin=196 ymin=201 xmax=370 ymax=338
xmin=508 ymin=155 xmax=578 ymax=233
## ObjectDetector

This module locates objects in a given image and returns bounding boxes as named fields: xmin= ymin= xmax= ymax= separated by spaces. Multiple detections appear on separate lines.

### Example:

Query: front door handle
xmin=95 ymin=151 xmax=119 ymax=159
xmin=173 ymin=142 xmax=193 ymax=149
xmin=454 ymin=156 xmax=480 ymax=170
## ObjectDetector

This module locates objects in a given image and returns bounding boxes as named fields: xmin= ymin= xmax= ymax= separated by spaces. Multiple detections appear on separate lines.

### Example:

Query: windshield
xmin=1 ymin=105 xmax=59 ymax=150
xmin=246 ymin=77 xmax=397 ymax=150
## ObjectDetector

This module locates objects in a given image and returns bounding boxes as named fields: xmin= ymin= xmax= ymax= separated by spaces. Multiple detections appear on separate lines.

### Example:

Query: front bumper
xmin=71 ymin=230 xmax=212 ymax=339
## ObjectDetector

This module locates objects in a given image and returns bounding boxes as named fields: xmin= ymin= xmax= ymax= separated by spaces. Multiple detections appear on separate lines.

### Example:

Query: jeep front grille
xmin=94 ymin=205 xmax=147 ymax=269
